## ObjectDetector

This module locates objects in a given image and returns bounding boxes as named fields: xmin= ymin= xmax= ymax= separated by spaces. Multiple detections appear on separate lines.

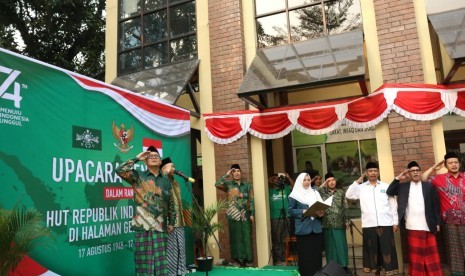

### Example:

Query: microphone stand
xmin=348 ymin=219 xmax=362 ymax=275
xmin=180 ymin=177 xmax=222 ymax=276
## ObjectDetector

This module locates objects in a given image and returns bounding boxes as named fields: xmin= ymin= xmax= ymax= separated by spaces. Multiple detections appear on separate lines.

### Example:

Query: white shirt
xmin=346 ymin=180 xmax=398 ymax=228
xmin=405 ymin=181 xmax=429 ymax=231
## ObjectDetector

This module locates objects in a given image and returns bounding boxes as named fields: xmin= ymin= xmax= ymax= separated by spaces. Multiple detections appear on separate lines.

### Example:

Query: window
xmin=293 ymin=126 xmax=378 ymax=219
xmin=118 ymin=0 xmax=197 ymax=75
xmin=255 ymin=0 xmax=362 ymax=48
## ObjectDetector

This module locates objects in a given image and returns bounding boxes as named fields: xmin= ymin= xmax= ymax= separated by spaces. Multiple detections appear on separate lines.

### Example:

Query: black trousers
xmin=362 ymin=226 xmax=398 ymax=272
xmin=296 ymin=232 xmax=324 ymax=276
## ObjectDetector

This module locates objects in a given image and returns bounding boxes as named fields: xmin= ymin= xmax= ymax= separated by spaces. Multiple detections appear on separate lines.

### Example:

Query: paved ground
xmin=271 ymin=244 xmax=452 ymax=276
xmin=213 ymin=242 xmax=452 ymax=276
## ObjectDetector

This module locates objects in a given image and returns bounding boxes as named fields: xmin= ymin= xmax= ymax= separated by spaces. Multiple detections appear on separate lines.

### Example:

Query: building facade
xmin=106 ymin=0 xmax=465 ymax=270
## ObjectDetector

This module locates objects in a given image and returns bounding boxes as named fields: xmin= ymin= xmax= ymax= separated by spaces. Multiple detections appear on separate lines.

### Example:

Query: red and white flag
xmin=9 ymin=255 xmax=60 ymax=276
xmin=142 ymin=138 xmax=163 ymax=157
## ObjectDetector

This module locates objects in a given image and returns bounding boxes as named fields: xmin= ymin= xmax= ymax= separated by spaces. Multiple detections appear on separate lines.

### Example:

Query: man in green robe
xmin=215 ymin=164 xmax=254 ymax=267
xmin=318 ymin=172 xmax=350 ymax=273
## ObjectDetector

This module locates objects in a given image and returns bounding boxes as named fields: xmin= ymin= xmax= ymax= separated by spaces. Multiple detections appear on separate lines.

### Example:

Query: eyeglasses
xmin=147 ymin=155 xmax=160 ymax=159
xmin=409 ymin=169 xmax=421 ymax=173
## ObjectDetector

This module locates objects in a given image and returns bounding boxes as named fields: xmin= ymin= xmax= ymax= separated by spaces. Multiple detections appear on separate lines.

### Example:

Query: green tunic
xmin=116 ymin=157 xmax=175 ymax=232
xmin=215 ymin=174 xmax=254 ymax=262
xmin=317 ymin=187 xmax=349 ymax=266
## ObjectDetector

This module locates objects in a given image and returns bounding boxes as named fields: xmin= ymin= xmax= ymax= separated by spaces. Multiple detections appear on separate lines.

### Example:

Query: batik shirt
xmin=168 ymin=177 xmax=186 ymax=228
xmin=116 ymin=157 xmax=175 ymax=232
xmin=215 ymin=175 xmax=255 ymax=221
xmin=317 ymin=187 xmax=348 ymax=229
xmin=431 ymin=172 xmax=465 ymax=224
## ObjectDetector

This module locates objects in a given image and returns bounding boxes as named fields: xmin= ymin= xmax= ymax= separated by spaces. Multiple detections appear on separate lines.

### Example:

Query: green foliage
xmin=0 ymin=207 xmax=52 ymax=276
xmin=191 ymin=200 xmax=227 ymax=247
xmin=0 ymin=0 xmax=105 ymax=80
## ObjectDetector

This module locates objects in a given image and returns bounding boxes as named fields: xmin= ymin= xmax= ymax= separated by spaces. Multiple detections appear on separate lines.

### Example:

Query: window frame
xmin=117 ymin=0 xmax=197 ymax=76
xmin=255 ymin=0 xmax=362 ymax=48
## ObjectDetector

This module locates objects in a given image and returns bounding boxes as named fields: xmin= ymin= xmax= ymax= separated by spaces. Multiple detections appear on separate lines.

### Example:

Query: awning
xmin=111 ymin=59 xmax=200 ymax=116
xmin=238 ymin=29 xmax=367 ymax=109
xmin=426 ymin=2 xmax=465 ymax=83
xmin=203 ymin=83 xmax=465 ymax=144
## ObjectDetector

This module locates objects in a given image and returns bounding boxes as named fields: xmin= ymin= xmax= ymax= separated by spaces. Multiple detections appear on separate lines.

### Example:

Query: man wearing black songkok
xmin=346 ymin=162 xmax=399 ymax=275
xmin=215 ymin=164 xmax=254 ymax=267
xmin=422 ymin=152 xmax=465 ymax=275
xmin=317 ymin=172 xmax=350 ymax=273
xmin=116 ymin=146 xmax=175 ymax=275
xmin=387 ymin=161 xmax=442 ymax=276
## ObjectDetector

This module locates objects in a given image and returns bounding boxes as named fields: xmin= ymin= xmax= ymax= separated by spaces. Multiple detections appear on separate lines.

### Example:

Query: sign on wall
xmin=0 ymin=48 xmax=192 ymax=275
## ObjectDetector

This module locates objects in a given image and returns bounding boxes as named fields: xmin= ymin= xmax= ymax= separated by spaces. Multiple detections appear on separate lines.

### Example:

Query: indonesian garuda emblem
xmin=112 ymin=121 xmax=134 ymax=153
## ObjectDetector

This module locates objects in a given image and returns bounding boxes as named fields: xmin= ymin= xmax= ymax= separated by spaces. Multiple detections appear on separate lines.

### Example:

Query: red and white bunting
xmin=203 ymin=83 xmax=465 ymax=144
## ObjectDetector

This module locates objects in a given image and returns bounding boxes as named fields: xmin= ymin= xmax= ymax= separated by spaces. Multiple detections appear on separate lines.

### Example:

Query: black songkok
xmin=365 ymin=162 xmax=379 ymax=170
xmin=407 ymin=161 xmax=420 ymax=170
xmin=147 ymin=145 xmax=159 ymax=154
xmin=325 ymin=172 xmax=335 ymax=180
xmin=444 ymin=152 xmax=459 ymax=161
xmin=230 ymin=164 xmax=241 ymax=171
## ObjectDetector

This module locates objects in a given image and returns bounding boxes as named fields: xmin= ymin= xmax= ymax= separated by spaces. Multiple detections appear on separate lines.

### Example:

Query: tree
xmin=0 ymin=0 xmax=106 ymax=80
xmin=0 ymin=207 xmax=52 ymax=275
xmin=191 ymin=200 xmax=227 ymax=257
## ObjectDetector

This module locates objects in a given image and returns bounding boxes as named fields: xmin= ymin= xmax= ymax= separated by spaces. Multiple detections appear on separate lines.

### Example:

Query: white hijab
xmin=289 ymin=172 xmax=321 ymax=206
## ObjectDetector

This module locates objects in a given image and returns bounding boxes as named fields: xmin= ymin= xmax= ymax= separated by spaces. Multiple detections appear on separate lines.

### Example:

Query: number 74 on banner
xmin=0 ymin=65 xmax=23 ymax=108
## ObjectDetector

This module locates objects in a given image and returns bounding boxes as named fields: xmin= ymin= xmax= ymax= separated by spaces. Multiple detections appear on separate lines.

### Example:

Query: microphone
xmin=174 ymin=170 xmax=195 ymax=183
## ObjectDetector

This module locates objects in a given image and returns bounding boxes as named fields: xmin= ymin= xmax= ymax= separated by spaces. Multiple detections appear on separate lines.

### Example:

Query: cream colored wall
xmin=250 ymin=137 xmax=271 ymax=267
xmin=413 ymin=0 xmax=446 ymax=165
xmin=272 ymin=139 xmax=285 ymax=173
xmin=360 ymin=0 xmax=403 ymax=268
xmin=430 ymin=44 xmax=452 ymax=168
xmin=242 ymin=0 xmax=272 ymax=268
xmin=413 ymin=0 xmax=436 ymax=84
xmin=288 ymin=83 xmax=363 ymax=104
xmin=360 ymin=0 xmax=394 ymax=183
xmin=105 ymin=0 xmax=118 ymax=83
xmin=194 ymin=0 xmax=219 ymax=259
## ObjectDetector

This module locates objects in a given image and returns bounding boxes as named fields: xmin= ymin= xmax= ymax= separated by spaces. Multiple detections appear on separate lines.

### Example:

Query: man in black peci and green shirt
xmin=317 ymin=172 xmax=350 ymax=273
xmin=215 ymin=164 xmax=254 ymax=267
xmin=116 ymin=145 xmax=175 ymax=276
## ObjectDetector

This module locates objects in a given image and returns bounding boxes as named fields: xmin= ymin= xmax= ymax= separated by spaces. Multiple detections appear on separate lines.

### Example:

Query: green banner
xmin=295 ymin=146 xmax=322 ymax=175
xmin=0 ymin=49 xmax=192 ymax=275
xmin=325 ymin=141 xmax=360 ymax=187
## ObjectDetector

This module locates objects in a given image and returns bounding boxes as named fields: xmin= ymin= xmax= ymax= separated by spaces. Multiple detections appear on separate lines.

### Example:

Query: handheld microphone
xmin=174 ymin=170 xmax=195 ymax=183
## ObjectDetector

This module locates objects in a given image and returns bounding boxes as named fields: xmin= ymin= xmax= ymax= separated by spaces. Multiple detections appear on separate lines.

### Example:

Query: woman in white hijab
xmin=288 ymin=173 xmax=324 ymax=276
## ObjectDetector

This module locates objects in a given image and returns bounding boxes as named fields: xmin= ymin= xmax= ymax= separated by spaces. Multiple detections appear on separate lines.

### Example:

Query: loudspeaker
xmin=313 ymin=261 xmax=346 ymax=276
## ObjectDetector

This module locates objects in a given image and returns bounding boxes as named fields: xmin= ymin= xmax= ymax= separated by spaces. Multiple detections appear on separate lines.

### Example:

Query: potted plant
xmin=191 ymin=200 xmax=227 ymax=272
xmin=0 ymin=207 xmax=52 ymax=275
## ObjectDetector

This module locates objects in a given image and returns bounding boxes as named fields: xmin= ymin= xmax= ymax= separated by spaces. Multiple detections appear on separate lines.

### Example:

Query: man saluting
xmin=116 ymin=146 xmax=175 ymax=276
